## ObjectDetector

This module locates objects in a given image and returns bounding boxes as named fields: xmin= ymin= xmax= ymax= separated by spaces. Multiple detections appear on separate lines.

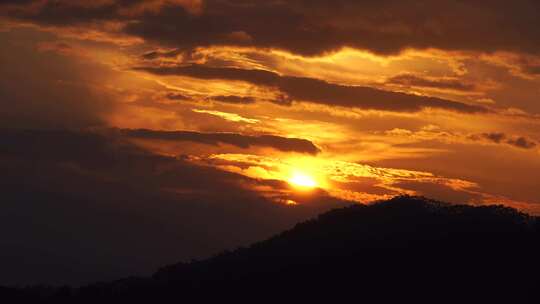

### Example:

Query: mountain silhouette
xmin=2 ymin=196 xmax=539 ymax=303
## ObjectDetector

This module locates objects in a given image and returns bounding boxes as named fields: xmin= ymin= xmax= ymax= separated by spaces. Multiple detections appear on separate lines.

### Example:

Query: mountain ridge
xmin=2 ymin=196 xmax=539 ymax=303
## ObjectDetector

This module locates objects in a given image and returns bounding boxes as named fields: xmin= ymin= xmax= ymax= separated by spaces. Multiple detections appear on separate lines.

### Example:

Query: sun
xmin=288 ymin=171 xmax=317 ymax=189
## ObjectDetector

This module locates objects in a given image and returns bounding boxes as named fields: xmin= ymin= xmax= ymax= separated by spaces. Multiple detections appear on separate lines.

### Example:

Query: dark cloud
xmin=478 ymin=132 xmax=507 ymax=144
xmin=522 ymin=65 xmax=540 ymax=75
xmin=165 ymin=92 xmax=191 ymax=100
xmin=386 ymin=74 xmax=475 ymax=91
xmin=0 ymin=128 xmax=346 ymax=285
xmin=36 ymin=41 xmax=73 ymax=53
xmin=469 ymin=132 xmax=537 ymax=149
xmin=210 ymin=95 xmax=256 ymax=104
xmin=4 ymin=1 xmax=540 ymax=56
xmin=121 ymin=128 xmax=321 ymax=154
xmin=0 ymin=0 xmax=35 ymax=4
xmin=135 ymin=64 xmax=487 ymax=113
xmin=0 ymin=29 xmax=111 ymax=129
xmin=508 ymin=56 xmax=540 ymax=76
xmin=507 ymin=137 xmax=537 ymax=149
xmin=141 ymin=48 xmax=182 ymax=60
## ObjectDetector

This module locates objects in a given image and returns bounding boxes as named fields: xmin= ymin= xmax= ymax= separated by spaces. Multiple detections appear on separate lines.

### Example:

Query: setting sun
xmin=288 ymin=171 xmax=317 ymax=189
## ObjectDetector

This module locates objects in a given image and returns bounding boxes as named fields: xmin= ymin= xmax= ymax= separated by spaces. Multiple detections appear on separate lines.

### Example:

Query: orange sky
xmin=1 ymin=0 xmax=540 ymax=214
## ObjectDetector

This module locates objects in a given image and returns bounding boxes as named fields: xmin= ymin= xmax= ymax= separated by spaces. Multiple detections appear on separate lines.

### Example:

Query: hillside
xmin=3 ymin=196 xmax=539 ymax=303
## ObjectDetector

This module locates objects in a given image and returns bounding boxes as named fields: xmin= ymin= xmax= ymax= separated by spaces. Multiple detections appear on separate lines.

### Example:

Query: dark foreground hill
xmin=2 ymin=196 xmax=539 ymax=303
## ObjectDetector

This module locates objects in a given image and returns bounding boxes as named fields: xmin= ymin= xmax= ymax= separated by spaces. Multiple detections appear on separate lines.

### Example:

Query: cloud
xmin=393 ymin=180 xmax=482 ymax=205
xmin=135 ymin=64 xmax=487 ymax=113
xmin=383 ymin=127 xmax=539 ymax=151
xmin=192 ymin=109 xmax=260 ymax=124
xmin=386 ymin=74 xmax=475 ymax=91
xmin=0 ymin=29 xmax=112 ymax=129
xmin=121 ymin=128 xmax=321 ymax=154
xmin=478 ymin=132 xmax=507 ymax=144
xmin=205 ymin=152 xmax=487 ymax=206
xmin=506 ymin=137 xmax=537 ymax=149
xmin=471 ymin=132 xmax=537 ymax=149
xmin=36 ymin=41 xmax=74 ymax=54
xmin=1 ymin=0 xmax=202 ymax=25
xmin=165 ymin=92 xmax=191 ymax=100
xmin=141 ymin=48 xmax=183 ymax=60
xmin=210 ymin=95 xmax=256 ymax=104
xmin=4 ymin=1 xmax=540 ymax=56
xmin=522 ymin=65 xmax=540 ymax=76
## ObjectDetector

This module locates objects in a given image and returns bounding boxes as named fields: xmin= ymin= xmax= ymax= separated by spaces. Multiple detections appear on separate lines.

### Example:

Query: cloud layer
xmin=136 ymin=64 xmax=487 ymax=113
xmin=4 ymin=0 xmax=540 ymax=56
xmin=121 ymin=128 xmax=321 ymax=154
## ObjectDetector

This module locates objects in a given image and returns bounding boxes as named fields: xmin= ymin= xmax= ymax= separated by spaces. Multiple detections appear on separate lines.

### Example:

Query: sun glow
xmin=288 ymin=170 xmax=317 ymax=189
xmin=209 ymin=154 xmax=330 ymax=191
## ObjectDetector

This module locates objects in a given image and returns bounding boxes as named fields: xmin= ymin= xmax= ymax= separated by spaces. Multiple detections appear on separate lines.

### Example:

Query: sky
xmin=1 ymin=0 xmax=540 ymax=285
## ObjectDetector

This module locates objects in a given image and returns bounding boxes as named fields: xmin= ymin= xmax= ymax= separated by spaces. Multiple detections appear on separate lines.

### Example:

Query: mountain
xmin=2 ymin=196 xmax=539 ymax=303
